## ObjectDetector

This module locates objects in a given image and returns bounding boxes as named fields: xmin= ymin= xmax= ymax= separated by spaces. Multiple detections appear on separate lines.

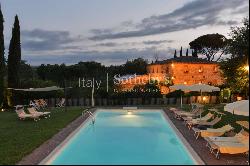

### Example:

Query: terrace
xmin=0 ymin=103 xmax=248 ymax=165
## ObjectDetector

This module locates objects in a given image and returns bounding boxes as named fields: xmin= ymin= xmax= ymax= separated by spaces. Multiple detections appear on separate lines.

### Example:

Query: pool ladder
xmin=82 ymin=110 xmax=95 ymax=124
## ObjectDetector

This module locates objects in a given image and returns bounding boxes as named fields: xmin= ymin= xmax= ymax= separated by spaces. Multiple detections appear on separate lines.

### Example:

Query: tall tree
xmin=189 ymin=33 xmax=227 ymax=61
xmin=0 ymin=4 xmax=5 ymax=106
xmin=227 ymin=18 xmax=249 ymax=58
xmin=8 ymin=15 xmax=21 ymax=88
xmin=186 ymin=49 xmax=188 ymax=56
xmin=192 ymin=49 xmax=198 ymax=58
xmin=180 ymin=47 xmax=183 ymax=57
xmin=174 ymin=50 xmax=177 ymax=58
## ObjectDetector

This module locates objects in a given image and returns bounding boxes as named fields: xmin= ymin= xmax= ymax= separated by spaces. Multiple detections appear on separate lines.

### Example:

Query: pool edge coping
xmin=160 ymin=109 xmax=205 ymax=165
xmin=40 ymin=108 xmax=205 ymax=165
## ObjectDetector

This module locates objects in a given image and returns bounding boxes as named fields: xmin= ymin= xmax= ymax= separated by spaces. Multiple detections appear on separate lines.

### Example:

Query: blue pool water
xmin=48 ymin=109 xmax=196 ymax=165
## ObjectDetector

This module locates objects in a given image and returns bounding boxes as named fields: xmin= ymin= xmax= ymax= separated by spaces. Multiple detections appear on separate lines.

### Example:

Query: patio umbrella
xmin=169 ymin=84 xmax=190 ymax=108
xmin=224 ymin=100 xmax=249 ymax=116
xmin=189 ymin=84 xmax=220 ymax=118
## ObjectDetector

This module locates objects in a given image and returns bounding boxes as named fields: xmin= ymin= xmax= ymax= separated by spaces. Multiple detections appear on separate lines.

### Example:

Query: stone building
xmin=118 ymin=55 xmax=224 ymax=94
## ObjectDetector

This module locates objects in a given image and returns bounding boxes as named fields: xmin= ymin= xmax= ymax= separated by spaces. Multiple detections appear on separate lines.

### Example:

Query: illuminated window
xmin=198 ymin=67 xmax=203 ymax=73
xmin=184 ymin=65 xmax=189 ymax=73
xmin=214 ymin=66 xmax=218 ymax=72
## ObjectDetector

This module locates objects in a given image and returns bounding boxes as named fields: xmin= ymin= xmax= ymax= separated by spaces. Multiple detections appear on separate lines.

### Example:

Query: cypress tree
xmin=180 ymin=47 xmax=183 ymax=57
xmin=193 ymin=49 xmax=198 ymax=57
xmin=174 ymin=50 xmax=177 ymax=58
xmin=186 ymin=49 xmax=188 ymax=56
xmin=8 ymin=15 xmax=21 ymax=88
xmin=191 ymin=50 xmax=194 ymax=57
xmin=0 ymin=4 xmax=5 ymax=106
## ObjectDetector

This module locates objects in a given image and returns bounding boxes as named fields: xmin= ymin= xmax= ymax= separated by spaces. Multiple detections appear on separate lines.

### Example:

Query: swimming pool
xmin=42 ymin=109 xmax=203 ymax=165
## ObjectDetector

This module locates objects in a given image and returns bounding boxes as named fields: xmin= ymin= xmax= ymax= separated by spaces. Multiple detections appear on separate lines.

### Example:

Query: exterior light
xmin=127 ymin=110 xmax=133 ymax=114
xmin=237 ymin=96 xmax=242 ymax=101
xmin=1 ymin=109 xmax=4 ymax=112
xmin=171 ymin=76 xmax=175 ymax=80
xmin=203 ymin=97 xmax=207 ymax=101
xmin=244 ymin=65 xmax=249 ymax=72
xmin=171 ymin=63 xmax=174 ymax=67
xmin=184 ymin=82 xmax=187 ymax=85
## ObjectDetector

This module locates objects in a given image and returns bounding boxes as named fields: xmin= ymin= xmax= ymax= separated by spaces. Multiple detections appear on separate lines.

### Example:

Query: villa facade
xmin=119 ymin=55 xmax=224 ymax=94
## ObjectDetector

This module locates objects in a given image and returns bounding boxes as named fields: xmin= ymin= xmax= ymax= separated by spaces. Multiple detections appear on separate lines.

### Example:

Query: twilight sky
xmin=1 ymin=0 xmax=249 ymax=66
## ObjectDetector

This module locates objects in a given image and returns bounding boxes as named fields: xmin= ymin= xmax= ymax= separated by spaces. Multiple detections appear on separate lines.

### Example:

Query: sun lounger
xmin=56 ymin=98 xmax=65 ymax=107
xmin=192 ymin=124 xmax=234 ymax=139
xmin=15 ymin=108 xmax=40 ymax=121
xmin=205 ymin=137 xmax=249 ymax=159
xmin=195 ymin=117 xmax=221 ymax=130
xmin=175 ymin=108 xmax=204 ymax=120
xmin=39 ymin=99 xmax=48 ymax=107
xmin=185 ymin=113 xmax=214 ymax=129
xmin=27 ymin=107 xmax=50 ymax=118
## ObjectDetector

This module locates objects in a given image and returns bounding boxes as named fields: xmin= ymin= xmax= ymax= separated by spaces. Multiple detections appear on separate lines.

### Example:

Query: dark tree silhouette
xmin=174 ymin=50 xmax=177 ymax=58
xmin=0 ymin=4 xmax=5 ymax=105
xmin=186 ymin=49 xmax=188 ymax=56
xmin=8 ymin=15 xmax=21 ymax=88
xmin=189 ymin=33 xmax=227 ymax=61
xmin=180 ymin=47 xmax=183 ymax=57
xmin=227 ymin=18 xmax=249 ymax=58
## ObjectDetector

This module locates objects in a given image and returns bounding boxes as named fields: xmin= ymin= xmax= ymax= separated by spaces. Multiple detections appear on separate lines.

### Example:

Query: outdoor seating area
xmin=15 ymin=100 xmax=51 ymax=122
xmin=167 ymin=101 xmax=249 ymax=160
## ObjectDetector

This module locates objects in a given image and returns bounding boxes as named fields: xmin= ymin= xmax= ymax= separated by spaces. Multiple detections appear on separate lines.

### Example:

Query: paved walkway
xmin=163 ymin=109 xmax=249 ymax=165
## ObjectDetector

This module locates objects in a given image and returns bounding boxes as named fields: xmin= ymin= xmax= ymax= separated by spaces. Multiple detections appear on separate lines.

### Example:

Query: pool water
xmin=48 ymin=109 xmax=196 ymax=165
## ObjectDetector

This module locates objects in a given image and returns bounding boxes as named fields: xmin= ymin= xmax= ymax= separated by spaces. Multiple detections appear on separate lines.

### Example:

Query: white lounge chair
xmin=27 ymin=107 xmax=50 ymax=118
xmin=56 ymin=98 xmax=65 ymax=107
xmin=192 ymin=124 xmax=234 ymax=139
xmin=15 ymin=108 xmax=40 ymax=121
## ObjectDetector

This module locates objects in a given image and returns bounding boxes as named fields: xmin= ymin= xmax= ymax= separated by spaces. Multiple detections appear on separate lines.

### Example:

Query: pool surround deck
xmin=17 ymin=106 xmax=249 ymax=165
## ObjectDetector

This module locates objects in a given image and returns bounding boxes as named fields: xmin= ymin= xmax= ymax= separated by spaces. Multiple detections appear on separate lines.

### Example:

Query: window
xmin=214 ymin=66 xmax=218 ymax=73
xmin=152 ymin=68 xmax=154 ymax=73
xmin=165 ymin=67 xmax=169 ymax=73
xmin=198 ymin=66 xmax=203 ymax=73
xmin=203 ymin=76 xmax=205 ymax=78
xmin=184 ymin=65 xmax=189 ymax=73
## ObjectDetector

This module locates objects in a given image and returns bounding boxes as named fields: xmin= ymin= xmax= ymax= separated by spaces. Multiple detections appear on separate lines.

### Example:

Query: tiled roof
xmin=150 ymin=56 xmax=216 ymax=65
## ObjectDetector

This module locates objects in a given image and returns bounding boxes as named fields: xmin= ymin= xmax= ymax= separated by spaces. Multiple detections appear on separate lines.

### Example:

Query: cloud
xmin=89 ymin=0 xmax=249 ymax=40
xmin=24 ymin=47 xmax=175 ymax=66
xmin=143 ymin=40 xmax=173 ymax=45
xmin=95 ymin=42 xmax=117 ymax=47
xmin=22 ymin=29 xmax=83 ymax=51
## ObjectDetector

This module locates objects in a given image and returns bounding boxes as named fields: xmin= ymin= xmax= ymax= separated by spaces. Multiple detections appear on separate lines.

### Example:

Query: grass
xmin=173 ymin=103 xmax=249 ymax=133
xmin=0 ymin=107 xmax=84 ymax=165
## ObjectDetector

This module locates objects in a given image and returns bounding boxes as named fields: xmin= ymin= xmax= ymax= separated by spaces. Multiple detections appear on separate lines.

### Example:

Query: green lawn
xmin=0 ymin=107 xmax=84 ymax=165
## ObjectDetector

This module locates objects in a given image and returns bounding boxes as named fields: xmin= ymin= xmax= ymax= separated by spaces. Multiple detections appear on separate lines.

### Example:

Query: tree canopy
xmin=189 ymin=33 xmax=228 ymax=61
xmin=227 ymin=18 xmax=249 ymax=58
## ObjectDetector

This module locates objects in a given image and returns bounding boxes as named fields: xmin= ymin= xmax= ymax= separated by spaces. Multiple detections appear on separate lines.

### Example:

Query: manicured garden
xmin=0 ymin=107 xmax=84 ymax=165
